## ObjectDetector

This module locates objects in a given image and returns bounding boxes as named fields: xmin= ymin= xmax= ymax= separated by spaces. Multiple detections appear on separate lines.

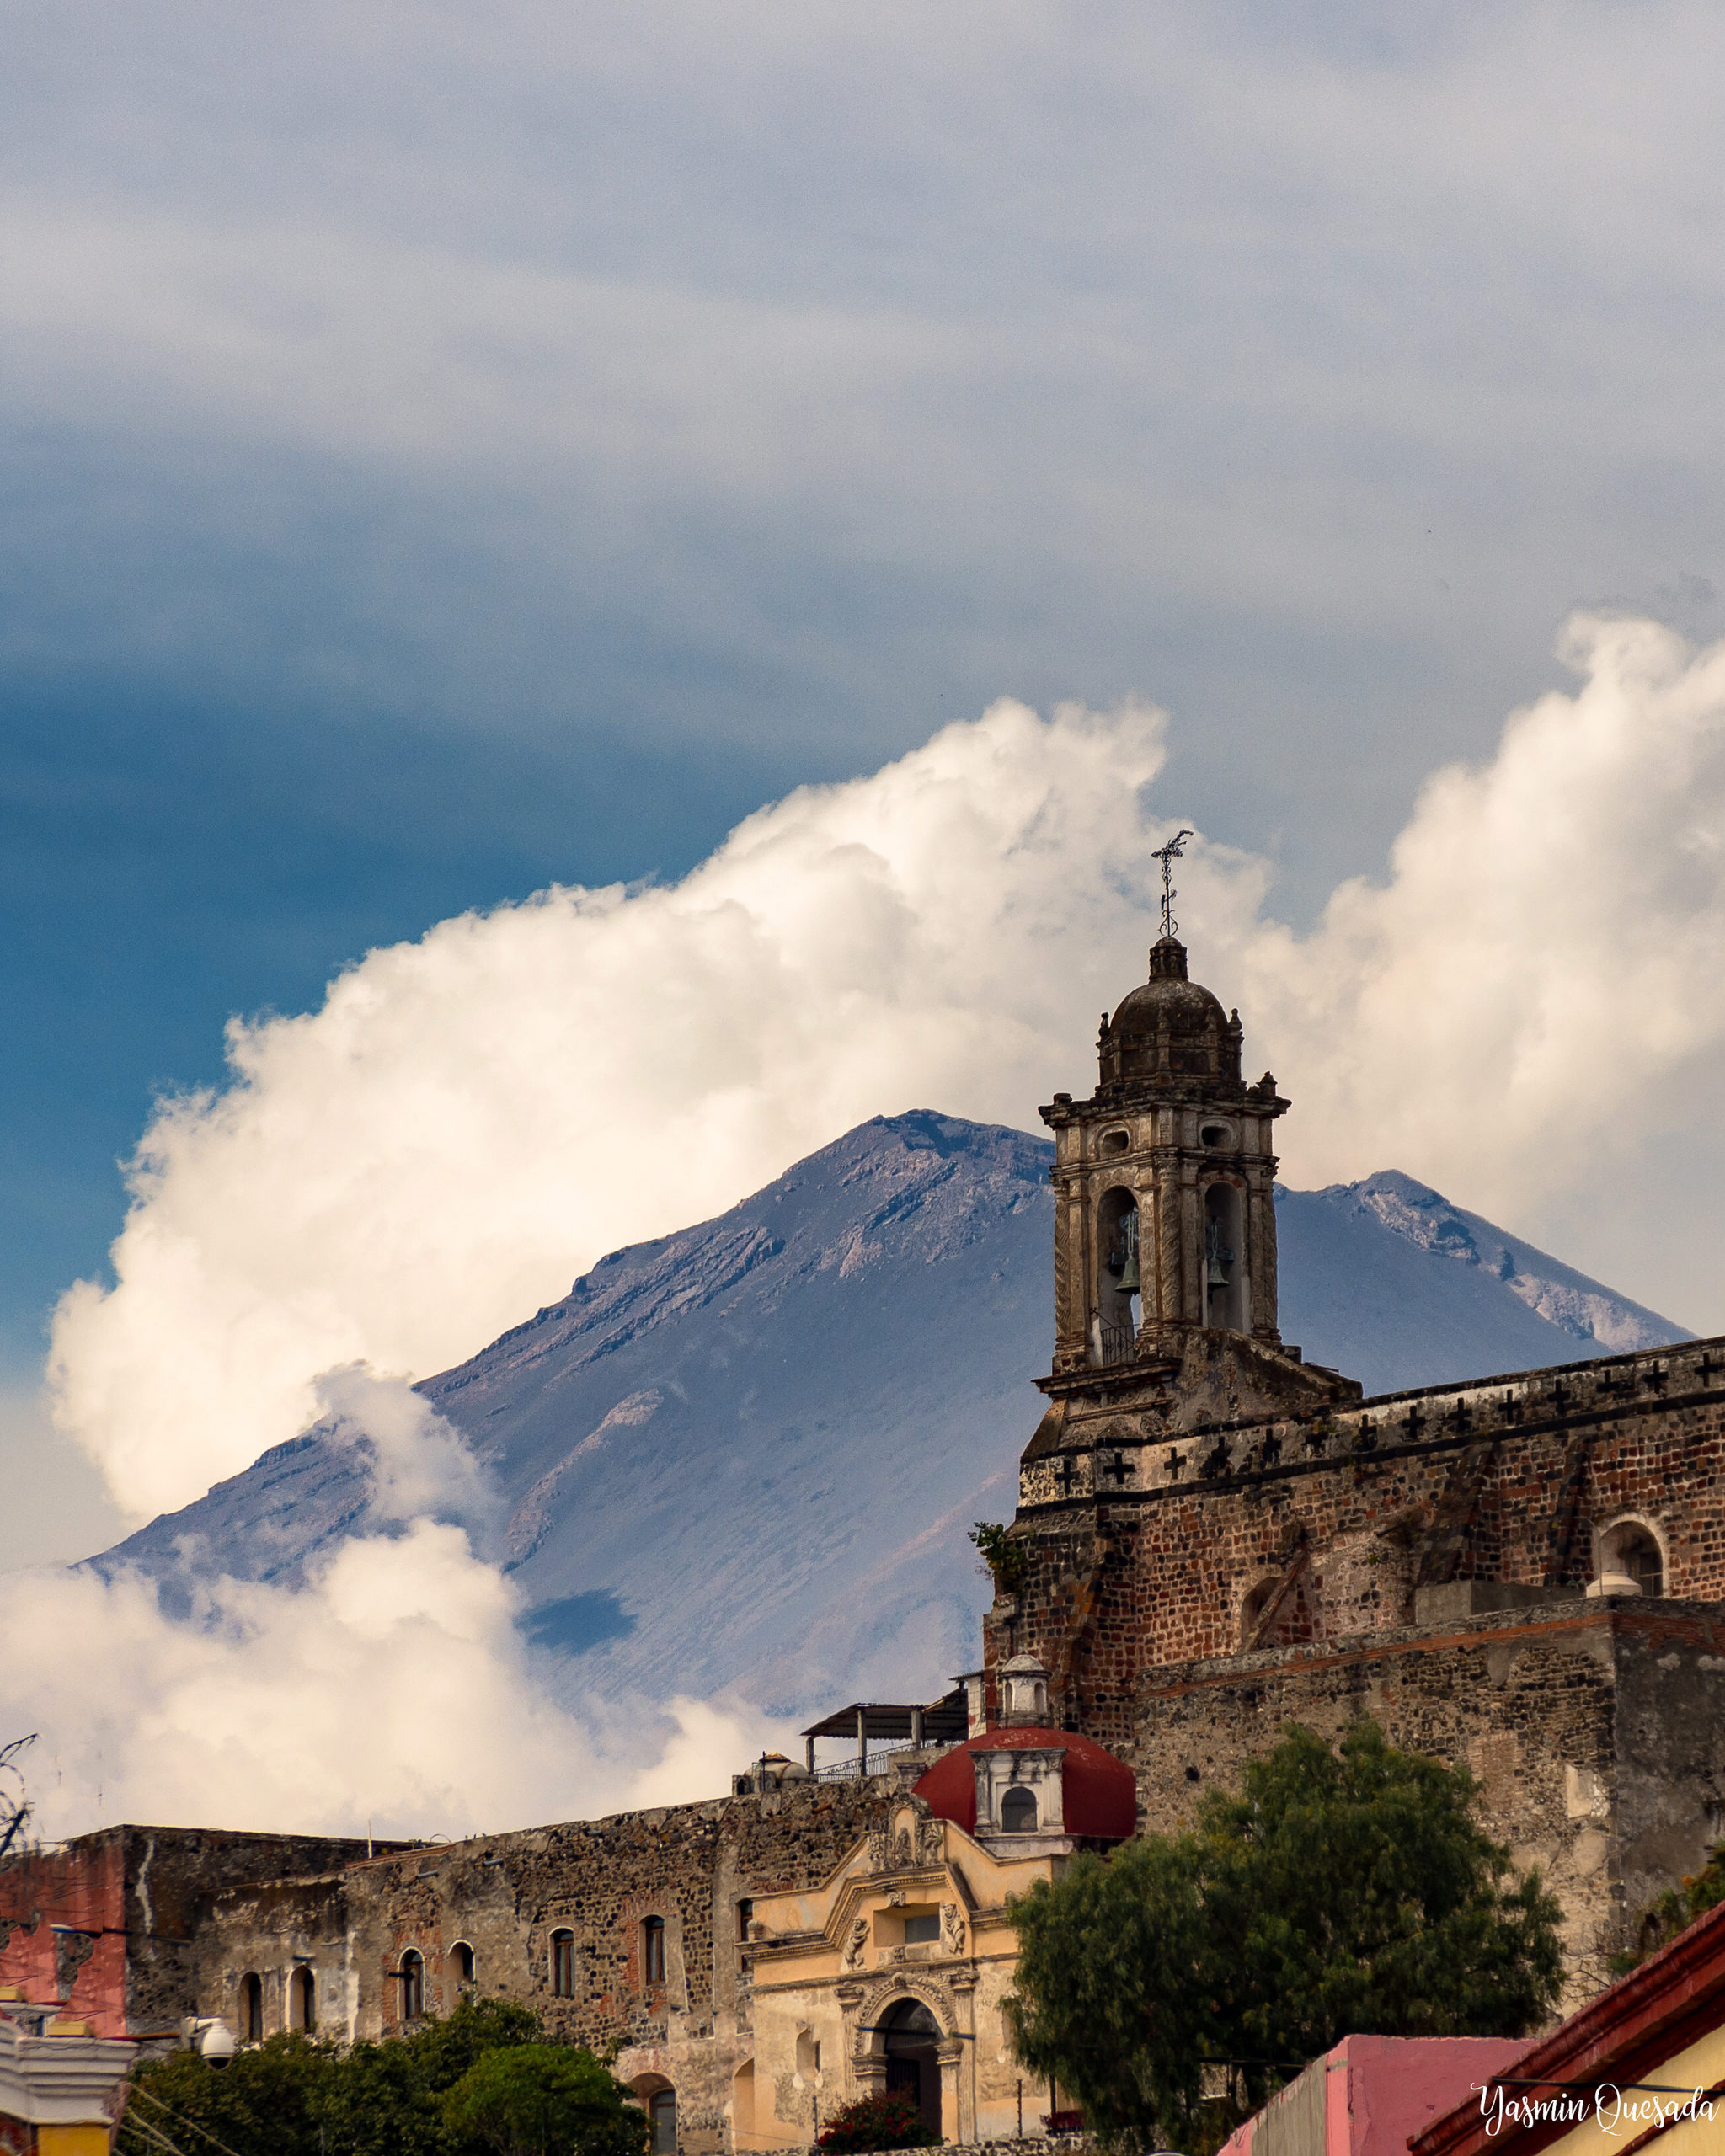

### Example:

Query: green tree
xmin=117 ymin=1995 xmax=545 ymax=2156
xmin=119 ymin=2033 xmax=336 ymax=2156
xmin=1005 ymin=1720 xmax=1564 ymax=2153
xmin=1614 ymin=1841 xmax=1725 ymax=1972
xmin=442 ymin=2046 xmax=647 ymax=2156
xmin=332 ymin=1996 xmax=544 ymax=2156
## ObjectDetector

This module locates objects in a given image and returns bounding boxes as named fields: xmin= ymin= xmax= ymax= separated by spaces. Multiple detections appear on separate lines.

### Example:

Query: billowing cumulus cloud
xmin=46 ymin=616 xmax=1725 ymax=1533
xmin=1 ymin=1385 xmax=790 ymax=1841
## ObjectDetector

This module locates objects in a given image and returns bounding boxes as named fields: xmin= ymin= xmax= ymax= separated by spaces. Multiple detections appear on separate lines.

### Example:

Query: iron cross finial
xmin=1151 ymin=829 xmax=1194 ymax=939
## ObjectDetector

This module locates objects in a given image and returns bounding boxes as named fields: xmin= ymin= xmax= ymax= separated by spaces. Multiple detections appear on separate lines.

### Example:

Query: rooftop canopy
xmin=800 ymin=1689 xmax=968 ymax=1743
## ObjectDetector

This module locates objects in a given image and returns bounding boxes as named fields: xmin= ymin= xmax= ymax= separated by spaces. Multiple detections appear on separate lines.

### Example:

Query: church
xmin=988 ymin=927 xmax=1725 ymax=2005
xmin=5 ymin=932 xmax=1725 ymax=2147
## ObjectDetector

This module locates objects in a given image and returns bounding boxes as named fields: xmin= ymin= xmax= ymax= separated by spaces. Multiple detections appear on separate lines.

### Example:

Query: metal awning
xmin=800 ymin=1688 xmax=969 ymax=1743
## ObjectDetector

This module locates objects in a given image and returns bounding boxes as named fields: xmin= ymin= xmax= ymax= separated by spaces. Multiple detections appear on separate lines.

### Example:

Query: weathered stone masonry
xmin=981 ymin=931 xmax=1725 ymax=1994
xmin=187 ymin=1780 xmax=892 ymax=2152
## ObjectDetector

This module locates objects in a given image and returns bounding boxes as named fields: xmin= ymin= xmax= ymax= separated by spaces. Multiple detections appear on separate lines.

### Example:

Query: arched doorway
xmin=882 ymin=1999 xmax=942 ymax=2138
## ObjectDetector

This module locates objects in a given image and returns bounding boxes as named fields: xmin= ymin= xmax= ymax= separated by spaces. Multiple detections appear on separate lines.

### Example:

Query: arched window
xmin=1000 ymin=1786 xmax=1039 ymax=1833
xmin=551 ymin=1929 xmax=575 ymax=1997
xmin=1598 ymin=1519 xmax=1665 ymax=1597
xmin=288 ymin=1966 xmax=315 ymax=2034
xmin=399 ymin=1950 xmax=425 ymax=2020
xmin=732 ymin=2060 xmax=756 ymax=2138
xmin=450 ymin=1941 xmax=475 ymax=1988
xmin=649 ymin=2088 xmax=677 ymax=2153
xmin=241 ymin=1972 xmax=263 ymax=2044
xmin=642 ymin=1915 xmax=666 ymax=1986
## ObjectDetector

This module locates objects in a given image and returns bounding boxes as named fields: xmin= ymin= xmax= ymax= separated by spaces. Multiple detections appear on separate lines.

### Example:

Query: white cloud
xmin=46 ymin=616 xmax=1725 ymax=1534
xmin=19 ymin=612 xmax=1725 ymax=1841
xmin=0 ymin=1392 xmax=791 ymax=1841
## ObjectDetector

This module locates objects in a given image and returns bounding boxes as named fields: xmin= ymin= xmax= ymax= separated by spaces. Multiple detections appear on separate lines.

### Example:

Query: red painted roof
xmin=1413 ymin=1896 xmax=1725 ymax=2156
xmin=911 ymin=1726 xmax=1138 ymax=1840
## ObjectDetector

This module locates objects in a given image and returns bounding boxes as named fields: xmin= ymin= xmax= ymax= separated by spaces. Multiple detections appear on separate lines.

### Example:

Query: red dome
xmin=911 ymin=1727 xmax=1138 ymax=1842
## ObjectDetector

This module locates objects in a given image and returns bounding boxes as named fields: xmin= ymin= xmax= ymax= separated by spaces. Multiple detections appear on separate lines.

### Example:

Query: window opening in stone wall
xmin=1203 ymin=1182 xmax=1242 ymax=1331
xmin=1599 ymin=1520 xmax=1665 ymax=1596
xmin=1001 ymin=1787 xmax=1039 ymax=1833
xmin=796 ymin=2026 xmax=820 ymax=2079
xmin=289 ymin=1966 xmax=315 ymax=2034
xmin=551 ymin=1930 xmax=574 ymax=1997
xmin=1200 ymin=1123 xmax=1232 ymax=1148
xmin=1100 ymin=1128 xmax=1130 ymax=1155
xmin=643 ymin=1915 xmax=666 ymax=1985
xmin=736 ymin=1898 xmax=753 ymax=1940
xmin=1095 ymin=1187 xmax=1140 ymax=1364
xmin=649 ymin=2088 xmax=677 ymax=2153
xmin=399 ymin=1951 xmax=425 ymax=2020
xmin=902 ymin=1912 xmax=940 ymax=1942
xmin=451 ymin=1941 xmax=475 ymax=1987
xmin=241 ymin=1972 xmax=263 ymax=2044
xmin=883 ymin=1999 xmax=943 ymax=2137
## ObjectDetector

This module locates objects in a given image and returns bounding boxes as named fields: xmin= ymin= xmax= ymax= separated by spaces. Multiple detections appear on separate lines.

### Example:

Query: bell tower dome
xmin=1039 ymin=935 xmax=1289 ymax=1375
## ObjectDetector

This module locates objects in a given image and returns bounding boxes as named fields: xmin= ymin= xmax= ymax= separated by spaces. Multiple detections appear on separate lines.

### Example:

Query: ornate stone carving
xmin=940 ymin=1903 xmax=966 ymax=1956
xmin=841 ymin=1915 xmax=868 ymax=1970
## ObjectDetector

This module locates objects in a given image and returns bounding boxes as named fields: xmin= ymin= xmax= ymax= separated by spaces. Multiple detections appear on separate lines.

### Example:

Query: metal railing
xmin=1095 ymin=1319 xmax=1135 ymax=1366
xmin=812 ymin=1741 xmax=953 ymax=1784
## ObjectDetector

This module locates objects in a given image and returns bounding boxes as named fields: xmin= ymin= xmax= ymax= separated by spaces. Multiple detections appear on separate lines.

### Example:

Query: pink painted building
xmin=1217 ymin=2036 xmax=1530 ymax=2156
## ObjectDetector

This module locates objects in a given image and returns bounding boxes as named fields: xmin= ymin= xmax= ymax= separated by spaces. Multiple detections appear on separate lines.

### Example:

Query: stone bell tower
xmin=1040 ymin=934 xmax=1289 ymax=1374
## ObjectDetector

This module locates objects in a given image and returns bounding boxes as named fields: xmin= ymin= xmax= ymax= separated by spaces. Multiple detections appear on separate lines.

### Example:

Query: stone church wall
xmin=1120 ymin=1598 xmax=1725 ymax=2000
xmin=190 ymin=1780 xmax=892 ymax=2153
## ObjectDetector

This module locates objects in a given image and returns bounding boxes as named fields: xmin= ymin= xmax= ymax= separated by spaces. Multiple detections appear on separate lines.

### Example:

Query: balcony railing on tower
xmin=1095 ymin=1317 xmax=1135 ymax=1365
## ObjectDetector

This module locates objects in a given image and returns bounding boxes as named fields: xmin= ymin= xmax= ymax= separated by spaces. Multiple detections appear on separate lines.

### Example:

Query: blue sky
xmin=8 ymin=0 xmax=1725 ymax=1560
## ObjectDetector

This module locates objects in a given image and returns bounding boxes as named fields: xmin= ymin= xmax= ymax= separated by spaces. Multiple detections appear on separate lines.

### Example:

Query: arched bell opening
xmin=1094 ymin=1187 xmax=1141 ymax=1362
xmin=1203 ymin=1182 xmax=1244 ymax=1331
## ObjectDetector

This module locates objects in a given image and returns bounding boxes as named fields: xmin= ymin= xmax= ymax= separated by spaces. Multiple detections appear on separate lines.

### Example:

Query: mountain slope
xmin=96 ymin=1114 xmax=1687 ymax=1716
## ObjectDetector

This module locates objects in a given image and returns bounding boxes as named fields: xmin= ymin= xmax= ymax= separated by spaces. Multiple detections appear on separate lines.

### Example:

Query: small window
xmin=241 ymin=1972 xmax=263 ymax=2043
xmin=288 ymin=1966 xmax=315 ymax=2033
xmin=451 ymin=1941 xmax=475 ymax=1987
xmin=399 ymin=1951 xmax=425 ymax=2020
xmin=649 ymin=2088 xmax=677 ymax=2154
xmin=643 ymin=1915 xmax=666 ymax=1985
xmin=736 ymin=1898 xmax=753 ymax=1941
xmin=1100 ymin=1129 xmax=1130 ymax=1156
xmin=902 ymin=1913 xmax=939 ymax=1943
xmin=1599 ymin=1520 xmax=1664 ymax=1596
xmin=1000 ymin=1787 xmax=1039 ymax=1833
xmin=1200 ymin=1123 xmax=1232 ymax=1149
xmin=551 ymin=1929 xmax=575 ymax=1997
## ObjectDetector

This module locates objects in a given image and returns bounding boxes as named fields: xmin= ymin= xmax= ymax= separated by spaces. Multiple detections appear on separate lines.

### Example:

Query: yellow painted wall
xmin=1503 ymin=2021 xmax=1725 ymax=2156
xmin=37 ymin=2126 xmax=111 ymax=2156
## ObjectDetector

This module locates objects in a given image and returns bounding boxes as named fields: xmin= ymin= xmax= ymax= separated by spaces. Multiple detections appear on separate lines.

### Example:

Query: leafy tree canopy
xmin=1005 ymin=1719 xmax=1564 ymax=2153
xmin=442 ymin=2045 xmax=646 ymax=2156
xmin=118 ymin=1995 xmax=549 ymax=2156
xmin=1614 ymin=1840 xmax=1725 ymax=1973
